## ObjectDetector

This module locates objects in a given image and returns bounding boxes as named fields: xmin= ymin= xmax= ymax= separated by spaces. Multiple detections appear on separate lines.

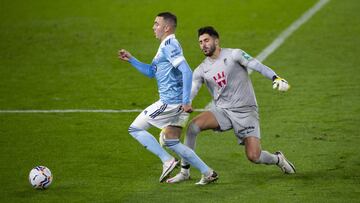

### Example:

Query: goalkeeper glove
xmin=272 ymin=76 xmax=290 ymax=92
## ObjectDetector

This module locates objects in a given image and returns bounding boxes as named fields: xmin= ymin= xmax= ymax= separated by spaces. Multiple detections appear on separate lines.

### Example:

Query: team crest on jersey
xmin=213 ymin=71 xmax=227 ymax=88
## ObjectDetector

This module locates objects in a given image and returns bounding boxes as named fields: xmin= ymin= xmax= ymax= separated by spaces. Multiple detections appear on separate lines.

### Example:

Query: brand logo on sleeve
xmin=242 ymin=52 xmax=252 ymax=60
xmin=170 ymin=49 xmax=181 ymax=58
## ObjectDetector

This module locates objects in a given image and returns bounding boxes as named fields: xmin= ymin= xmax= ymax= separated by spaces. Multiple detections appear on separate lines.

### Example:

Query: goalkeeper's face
xmin=199 ymin=34 xmax=217 ymax=57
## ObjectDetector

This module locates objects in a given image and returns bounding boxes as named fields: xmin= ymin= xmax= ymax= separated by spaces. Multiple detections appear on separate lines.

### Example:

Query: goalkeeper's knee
xmin=187 ymin=122 xmax=201 ymax=138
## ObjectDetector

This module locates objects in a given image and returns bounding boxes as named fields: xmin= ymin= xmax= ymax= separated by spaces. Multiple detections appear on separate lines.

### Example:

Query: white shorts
xmin=130 ymin=100 xmax=189 ymax=130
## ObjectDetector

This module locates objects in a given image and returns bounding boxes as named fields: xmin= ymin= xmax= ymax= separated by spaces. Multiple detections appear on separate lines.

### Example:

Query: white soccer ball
xmin=29 ymin=166 xmax=53 ymax=189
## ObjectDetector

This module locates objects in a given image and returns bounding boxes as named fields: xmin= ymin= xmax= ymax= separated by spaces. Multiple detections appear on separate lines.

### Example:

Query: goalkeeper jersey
xmin=191 ymin=48 xmax=277 ymax=109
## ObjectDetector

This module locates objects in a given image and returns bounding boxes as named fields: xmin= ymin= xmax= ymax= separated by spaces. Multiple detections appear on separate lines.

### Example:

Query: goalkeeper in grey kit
xmin=166 ymin=26 xmax=296 ymax=183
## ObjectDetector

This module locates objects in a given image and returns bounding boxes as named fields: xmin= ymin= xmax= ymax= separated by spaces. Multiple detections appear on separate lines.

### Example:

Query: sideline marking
xmin=255 ymin=0 xmax=330 ymax=63
xmin=0 ymin=109 xmax=207 ymax=113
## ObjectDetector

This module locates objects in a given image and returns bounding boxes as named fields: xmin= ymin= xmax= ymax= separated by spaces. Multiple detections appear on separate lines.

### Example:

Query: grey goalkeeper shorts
xmin=210 ymin=105 xmax=260 ymax=145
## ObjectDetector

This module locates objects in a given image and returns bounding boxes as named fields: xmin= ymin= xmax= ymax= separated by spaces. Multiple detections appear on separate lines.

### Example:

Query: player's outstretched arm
xmin=246 ymin=59 xmax=290 ymax=92
xmin=118 ymin=49 xmax=155 ymax=78
xmin=231 ymin=49 xmax=290 ymax=92
xmin=231 ymin=49 xmax=276 ymax=79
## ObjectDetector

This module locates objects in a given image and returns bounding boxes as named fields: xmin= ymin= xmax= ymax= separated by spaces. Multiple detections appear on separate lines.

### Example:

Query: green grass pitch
xmin=1 ymin=0 xmax=359 ymax=202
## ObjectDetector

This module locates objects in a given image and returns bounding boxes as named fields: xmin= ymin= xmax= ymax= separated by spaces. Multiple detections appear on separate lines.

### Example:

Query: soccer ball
xmin=28 ymin=166 xmax=53 ymax=189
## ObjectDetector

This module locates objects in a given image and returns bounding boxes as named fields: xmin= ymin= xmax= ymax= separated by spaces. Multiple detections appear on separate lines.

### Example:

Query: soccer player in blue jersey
xmin=118 ymin=12 xmax=217 ymax=185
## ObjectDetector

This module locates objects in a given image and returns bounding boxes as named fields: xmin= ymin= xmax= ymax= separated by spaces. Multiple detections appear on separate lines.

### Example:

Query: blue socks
xmin=128 ymin=126 xmax=172 ymax=163
xmin=128 ymin=125 xmax=211 ymax=175
xmin=164 ymin=139 xmax=210 ymax=174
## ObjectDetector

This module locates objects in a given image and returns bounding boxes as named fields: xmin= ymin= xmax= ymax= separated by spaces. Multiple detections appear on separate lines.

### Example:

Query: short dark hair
xmin=157 ymin=12 xmax=177 ymax=28
xmin=198 ymin=26 xmax=219 ymax=39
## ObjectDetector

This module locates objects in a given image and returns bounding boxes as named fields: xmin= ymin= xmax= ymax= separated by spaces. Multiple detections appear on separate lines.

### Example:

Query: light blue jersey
xmin=152 ymin=34 xmax=187 ymax=104
xmin=128 ymin=34 xmax=192 ymax=104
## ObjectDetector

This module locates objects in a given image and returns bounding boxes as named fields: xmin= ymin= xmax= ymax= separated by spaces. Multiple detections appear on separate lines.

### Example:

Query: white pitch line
xmin=0 ymin=109 xmax=207 ymax=114
xmin=0 ymin=109 xmax=143 ymax=113
xmin=255 ymin=0 xmax=330 ymax=63
xmin=0 ymin=0 xmax=329 ymax=114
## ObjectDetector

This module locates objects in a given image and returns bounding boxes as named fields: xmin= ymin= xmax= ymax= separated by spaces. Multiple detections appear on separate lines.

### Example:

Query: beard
xmin=202 ymin=44 xmax=216 ymax=57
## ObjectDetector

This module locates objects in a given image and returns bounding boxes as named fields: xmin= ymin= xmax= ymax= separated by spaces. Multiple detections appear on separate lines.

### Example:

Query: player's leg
xmin=163 ymin=125 xmax=217 ymax=185
xmin=159 ymin=111 xmax=219 ymax=148
xmin=244 ymin=137 xmax=296 ymax=174
xmin=130 ymin=101 xmax=186 ymax=182
xmin=244 ymin=136 xmax=277 ymax=164
xmin=128 ymin=103 xmax=176 ymax=182
xmin=228 ymin=108 xmax=272 ymax=164
xmin=186 ymin=111 xmax=220 ymax=149
xmin=167 ymin=111 xmax=220 ymax=183
xmin=230 ymin=107 xmax=295 ymax=174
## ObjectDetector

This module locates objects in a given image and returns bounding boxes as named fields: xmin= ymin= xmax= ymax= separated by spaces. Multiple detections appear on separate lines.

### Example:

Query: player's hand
xmin=273 ymin=76 xmax=290 ymax=92
xmin=118 ymin=49 xmax=132 ymax=61
xmin=182 ymin=104 xmax=193 ymax=113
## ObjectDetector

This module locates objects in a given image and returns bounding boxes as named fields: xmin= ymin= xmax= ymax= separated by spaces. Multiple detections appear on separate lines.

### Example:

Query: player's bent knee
xmin=247 ymin=152 xmax=261 ymax=164
xmin=187 ymin=123 xmax=200 ymax=137
xmin=164 ymin=126 xmax=182 ymax=139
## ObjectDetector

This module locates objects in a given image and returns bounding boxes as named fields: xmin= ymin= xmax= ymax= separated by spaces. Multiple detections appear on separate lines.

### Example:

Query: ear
xmin=215 ymin=38 xmax=219 ymax=46
xmin=164 ymin=24 xmax=171 ymax=33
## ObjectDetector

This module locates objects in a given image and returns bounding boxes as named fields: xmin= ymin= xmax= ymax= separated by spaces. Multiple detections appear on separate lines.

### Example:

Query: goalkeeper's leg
xmin=166 ymin=123 xmax=200 ymax=183
xmin=244 ymin=137 xmax=296 ymax=174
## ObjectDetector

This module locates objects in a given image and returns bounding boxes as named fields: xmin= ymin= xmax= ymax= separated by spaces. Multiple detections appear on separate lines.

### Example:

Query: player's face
xmin=199 ymin=34 xmax=217 ymax=57
xmin=153 ymin=17 xmax=167 ymax=40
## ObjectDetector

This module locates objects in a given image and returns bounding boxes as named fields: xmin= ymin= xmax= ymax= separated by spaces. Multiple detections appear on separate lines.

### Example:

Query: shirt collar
xmin=164 ymin=34 xmax=175 ymax=40
xmin=161 ymin=34 xmax=175 ymax=44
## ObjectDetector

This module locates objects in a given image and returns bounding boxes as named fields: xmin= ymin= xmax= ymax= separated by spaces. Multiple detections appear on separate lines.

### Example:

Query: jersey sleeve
xmin=162 ymin=39 xmax=185 ymax=68
xmin=129 ymin=57 xmax=155 ymax=78
xmin=190 ymin=65 xmax=204 ymax=101
xmin=231 ymin=49 xmax=253 ymax=67
xmin=231 ymin=49 xmax=276 ymax=80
